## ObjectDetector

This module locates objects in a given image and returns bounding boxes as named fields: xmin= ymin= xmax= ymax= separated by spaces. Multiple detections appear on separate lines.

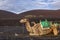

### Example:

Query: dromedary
xmin=20 ymin=18 xmax=59 ymax=36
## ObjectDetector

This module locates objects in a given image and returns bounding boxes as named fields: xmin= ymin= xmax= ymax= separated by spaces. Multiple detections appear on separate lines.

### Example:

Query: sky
xmin=0 ymin=0 xmax=60 ymax=14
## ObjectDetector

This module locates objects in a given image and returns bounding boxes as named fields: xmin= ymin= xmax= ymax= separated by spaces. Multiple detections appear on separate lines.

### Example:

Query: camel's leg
xmin=38 ymin=24 xmax=43 ymax=35
xmin=30 ymin=24 xmax=40 ymax=36
xmin=52 ymin=26 xmax=58 ymax=36
xmin=29 ymin=28 xmax=40 ymax=36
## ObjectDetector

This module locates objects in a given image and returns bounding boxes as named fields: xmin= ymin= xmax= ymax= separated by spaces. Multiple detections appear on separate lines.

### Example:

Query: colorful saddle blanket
xmin=40 ymin=20 xmax=51 ymax=28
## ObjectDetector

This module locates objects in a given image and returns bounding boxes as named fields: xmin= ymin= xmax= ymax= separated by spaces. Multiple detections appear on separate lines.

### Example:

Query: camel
xmin=20 ymin=18 xmax=59 ymax=36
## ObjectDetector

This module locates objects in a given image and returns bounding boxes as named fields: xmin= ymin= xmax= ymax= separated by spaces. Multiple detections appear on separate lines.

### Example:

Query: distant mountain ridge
xmin=18 ymin=10 xmax=60 ymax=19
xmin=0 ymin=10 xmax=17 ymax=20
xmin=0 ymin=10 xmax=60 ymax=20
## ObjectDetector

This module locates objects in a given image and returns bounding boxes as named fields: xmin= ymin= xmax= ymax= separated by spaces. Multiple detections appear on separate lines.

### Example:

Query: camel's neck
xmin=25 ymin=21 xmax=31 ymax=28
xmin=25 ymin=21 xmax=32 ymax=32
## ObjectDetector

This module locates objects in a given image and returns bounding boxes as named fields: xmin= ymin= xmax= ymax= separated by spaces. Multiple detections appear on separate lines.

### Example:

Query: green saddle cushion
xmin=40 ymin=21 xmax=50 ymax=28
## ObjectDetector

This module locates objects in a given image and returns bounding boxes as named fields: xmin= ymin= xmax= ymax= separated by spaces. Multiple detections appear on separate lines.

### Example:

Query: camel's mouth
xmin=20 ymin=20 xmax=22 ymax=23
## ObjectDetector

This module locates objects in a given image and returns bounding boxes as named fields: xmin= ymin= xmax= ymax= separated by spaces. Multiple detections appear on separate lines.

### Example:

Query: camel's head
xmin=20 ymin=18 xmax=28 ymax=23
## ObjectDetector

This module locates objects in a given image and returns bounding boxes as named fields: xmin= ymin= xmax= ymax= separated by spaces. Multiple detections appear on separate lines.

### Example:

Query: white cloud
xmin=51 ymin=0 xmax=60 ymax=9
xmin=0 ymin=0 xmax=8 ymax=6
xmin=0 ymin=0 xmax=26 ymax=13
